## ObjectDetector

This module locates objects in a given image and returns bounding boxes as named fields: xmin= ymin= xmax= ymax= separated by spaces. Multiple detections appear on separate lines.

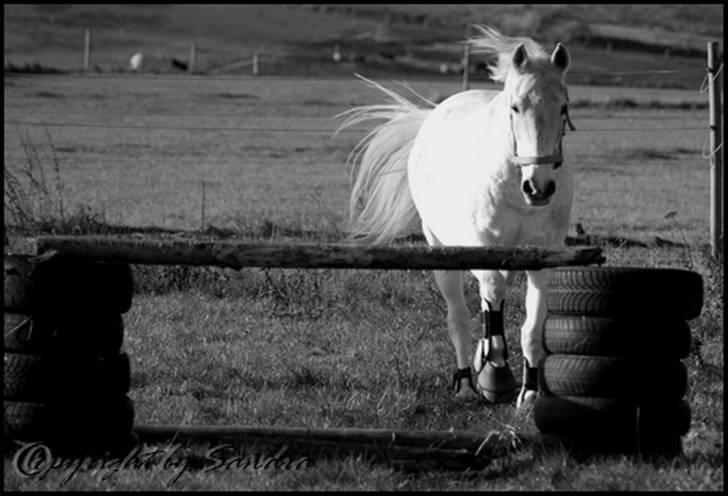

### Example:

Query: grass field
xmin=3 ymin=70 xmax=724 ymax=490
xmin=3 ymin=74 xmax=712 ymax=240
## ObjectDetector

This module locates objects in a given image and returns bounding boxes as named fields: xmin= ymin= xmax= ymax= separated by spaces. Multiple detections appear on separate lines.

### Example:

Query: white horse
xmin=339 ymin=26 xmax=574 ymax=409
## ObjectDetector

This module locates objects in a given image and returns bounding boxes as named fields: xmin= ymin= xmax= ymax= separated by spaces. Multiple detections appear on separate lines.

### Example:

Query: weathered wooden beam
xmin=133 ymin=424 xmax=522 ymax=470
xmin=7 ymin=235 xmax=605 ymax=270
xmin=133 ymin=424 xmax=506 ymax=451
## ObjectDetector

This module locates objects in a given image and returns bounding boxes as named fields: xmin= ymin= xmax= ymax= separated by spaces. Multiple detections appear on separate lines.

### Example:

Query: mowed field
xmin=3 ymin=73 xmax=724 ymax=490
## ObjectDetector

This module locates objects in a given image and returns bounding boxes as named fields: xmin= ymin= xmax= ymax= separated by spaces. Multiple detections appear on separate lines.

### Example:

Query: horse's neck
xmin=480 ymin=92 xmax=517 ymax=173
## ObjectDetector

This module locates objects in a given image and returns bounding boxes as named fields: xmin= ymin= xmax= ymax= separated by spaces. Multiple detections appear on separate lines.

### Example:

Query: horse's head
xmin=504 ymin=42 xmax=571 ymax=207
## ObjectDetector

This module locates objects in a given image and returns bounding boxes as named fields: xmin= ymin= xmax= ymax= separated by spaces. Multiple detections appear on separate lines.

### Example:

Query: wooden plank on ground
xmin=134 ymin=424 xmax=510 ymax=451
xmin=133 ymin=424 xmax=523 ymax=471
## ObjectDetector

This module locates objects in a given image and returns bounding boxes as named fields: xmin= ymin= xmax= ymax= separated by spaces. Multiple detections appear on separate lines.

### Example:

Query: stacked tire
xmin=535 ymin=267 xmax=703 ymax=457
xmin=4 ymin=254 xmax=136 ymax=456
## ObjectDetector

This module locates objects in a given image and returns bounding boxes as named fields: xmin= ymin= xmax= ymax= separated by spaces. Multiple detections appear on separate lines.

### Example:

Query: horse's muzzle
xmin=522 ymin=179 xmax=555 ymax=206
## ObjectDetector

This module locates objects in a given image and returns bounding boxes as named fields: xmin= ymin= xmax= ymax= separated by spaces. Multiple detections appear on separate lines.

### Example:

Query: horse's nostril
xmin=545 ymin=181 xmax=556 ymax=197
xmin=522 ymin=181 xmax=534 ymax=195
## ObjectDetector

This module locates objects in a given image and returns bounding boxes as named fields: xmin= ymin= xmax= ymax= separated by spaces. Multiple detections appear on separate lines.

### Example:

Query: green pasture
xmin=3 ymin=74 xmax=723 ymax=490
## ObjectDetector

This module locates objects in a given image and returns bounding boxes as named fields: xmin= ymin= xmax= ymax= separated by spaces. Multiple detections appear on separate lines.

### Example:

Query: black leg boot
xmin=516 ymin=359 xmax=539 ymax=410
xmin=475 ymin=304 xmax=517 ymax=403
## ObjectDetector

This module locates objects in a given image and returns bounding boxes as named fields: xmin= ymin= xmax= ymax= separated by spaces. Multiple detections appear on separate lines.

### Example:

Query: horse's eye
xmin=510 ymin=104 xmax=519 ymax=113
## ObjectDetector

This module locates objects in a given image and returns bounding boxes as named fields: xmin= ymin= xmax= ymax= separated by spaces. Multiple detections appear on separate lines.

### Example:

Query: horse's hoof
xmin=455 ymin=381 xmax=481 ymax=401
xmin=477 ymin=361 xmax=517 ymax=404
xmin=516 ymin=387 xmax=538 ymax=412
xmin=452 ymin=368 xmax=480 ymax=401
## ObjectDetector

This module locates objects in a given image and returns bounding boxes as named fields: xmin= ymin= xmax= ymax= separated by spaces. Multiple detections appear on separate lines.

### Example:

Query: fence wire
xmin=3 ymin=109 xmax=709 ymax=122
xmin=3 ymin=70 xmax=718 ymax=161
xmin=4 ymin=68 xmax=706 ymax=82
xmin=2 ymin=119 xmax=708 ymax=135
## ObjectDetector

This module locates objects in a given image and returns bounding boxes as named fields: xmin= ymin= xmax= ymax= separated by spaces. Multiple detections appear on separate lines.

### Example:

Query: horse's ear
xmin=551 ymin=43 xmax=570 ymax=73
xmin=512 ymin=44 xmax=528 ymax=70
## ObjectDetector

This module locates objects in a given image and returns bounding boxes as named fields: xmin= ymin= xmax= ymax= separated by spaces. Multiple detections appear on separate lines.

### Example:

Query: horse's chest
xmin=472 ymin=197 xmax=554 ymax=245
xmin=514 ymin=210 xmax=559 ymax=244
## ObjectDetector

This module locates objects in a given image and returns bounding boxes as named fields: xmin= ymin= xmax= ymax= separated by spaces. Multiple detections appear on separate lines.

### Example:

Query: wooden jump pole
xmin=133 ymin=424 xmax=522 ymax=469
xmin=133 ymin=424 xmax=511 ymax=451
xmin=707 ymin=41 xmax=723 ymax=259
xmin=10 ymin=235 xmax=606 ymax=271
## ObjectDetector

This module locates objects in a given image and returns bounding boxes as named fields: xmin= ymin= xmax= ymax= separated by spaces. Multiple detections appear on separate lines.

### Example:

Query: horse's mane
xmin=468 ymin=25 xmax=548 ymax=83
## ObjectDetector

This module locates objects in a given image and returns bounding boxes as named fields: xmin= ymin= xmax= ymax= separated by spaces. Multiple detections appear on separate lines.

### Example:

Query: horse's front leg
xmin=433 ymin=270 xmax=479 ymax=400
xmin=472 ymin=269 xmax=518 ymax=403
xmin=425 ymin=224 xmax=479 ymax=400
xmin=517 ymin=269 xmax=550 ymax=410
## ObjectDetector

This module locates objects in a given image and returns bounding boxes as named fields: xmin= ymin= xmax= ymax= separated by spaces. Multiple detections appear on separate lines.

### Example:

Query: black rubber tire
xmin=37 ymin=314 xmax=124 ymax=358
xmin=4 ymin=353 xmax=46 ymax=400
xmin=4 ymin=401 xmax=49 ymax=440
xmin=48 ymin=395 xmax=136 ymax=457
xmin=534 ymin=395 xmax=637 ymax=439
xmin=4 ymin=255 xmax=36 ymax=313
xmin=33 ymin=259 xmax=134 ymax=314
xmin=639 ymin=398 xmax=691 ymax=437
xmin=57 ymin=313 xmax=125 ymax=358
xmin=4 ymin=255 xmax=134 ymax=315
xmin=637 ymin=434 xmax=683 ymax=459
xmin=543 ymin=315 xmax=691 ymax=360
xmin=4 ymin=352 xmax=131 ymax=402
xmin=5 ymin=396 xmax=135 ymax=456
xmin=5 ymin=312 xmax=125 ymax=357
xmin=539 ymin=354 xmax=688 ymax=400
xmin=4 ymin=313 xmax=45 ymax=354
xmin=548 ymin=267 xmax=703 ymax=319
xmin=637 ymin=399 xmax=688 ymax=459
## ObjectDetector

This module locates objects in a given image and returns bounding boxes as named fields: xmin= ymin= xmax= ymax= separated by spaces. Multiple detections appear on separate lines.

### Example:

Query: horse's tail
xmin=337 ymin=75 xmax=435 ymax=244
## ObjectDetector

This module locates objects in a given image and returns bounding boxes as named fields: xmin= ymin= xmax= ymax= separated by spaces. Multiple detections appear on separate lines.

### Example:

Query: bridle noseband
xmin=510 ymin=90 xmax=575 ymax=168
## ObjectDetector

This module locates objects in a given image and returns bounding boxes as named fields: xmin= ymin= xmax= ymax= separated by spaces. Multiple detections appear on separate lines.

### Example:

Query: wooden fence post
xmin=83 ymin=28 xmax=91 ymax=70
xmin=708 ymin=41 xmax=723 ymax=259
xmin=200 ymin=180 xmax=206 ymax=230
xmin=462 ymin=43 xmax=471 ymax=91
xmin=189 ymin=41 xmax=197 ymax=73
xmin=462 ymin=24 xmax=471 ymax=91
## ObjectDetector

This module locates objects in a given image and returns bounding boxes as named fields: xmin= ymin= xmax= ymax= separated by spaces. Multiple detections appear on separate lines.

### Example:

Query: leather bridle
xmin=510 ymin=90 xmax=575 ymax=168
